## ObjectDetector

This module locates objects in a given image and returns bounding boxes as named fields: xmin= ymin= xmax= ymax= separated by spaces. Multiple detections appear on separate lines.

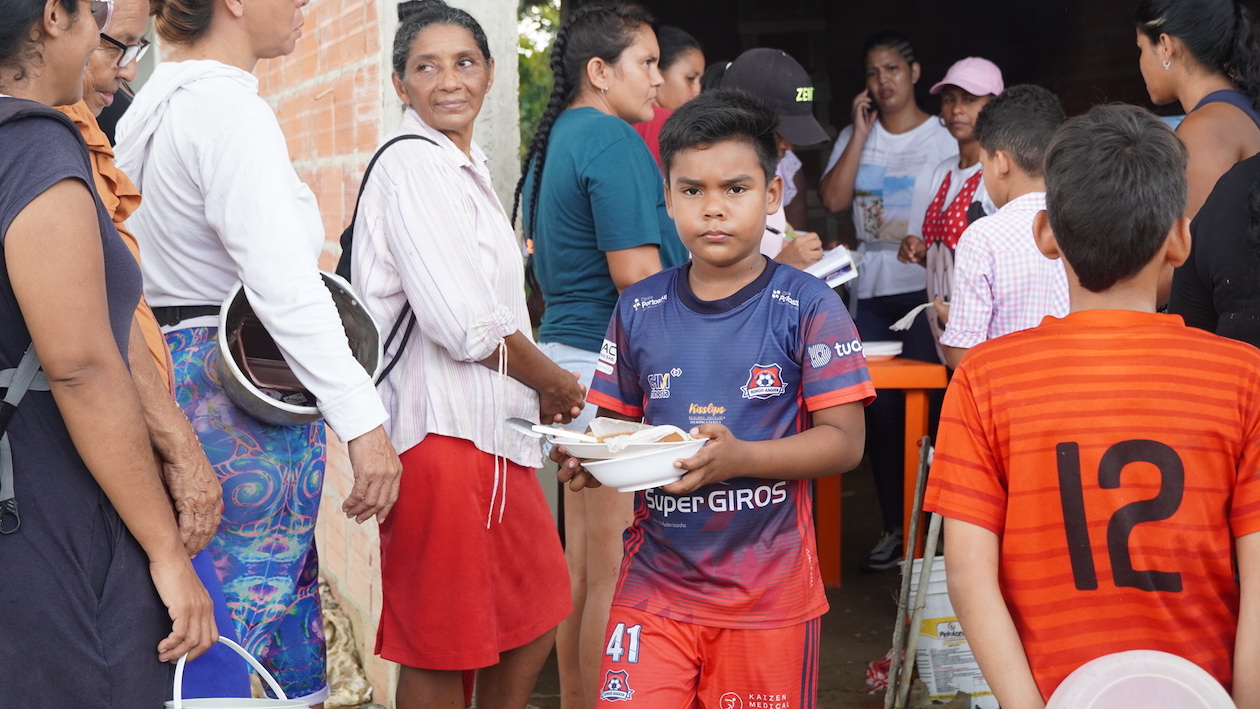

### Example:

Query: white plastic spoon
xmin=505 ymin=417 xmax=598 ymax=443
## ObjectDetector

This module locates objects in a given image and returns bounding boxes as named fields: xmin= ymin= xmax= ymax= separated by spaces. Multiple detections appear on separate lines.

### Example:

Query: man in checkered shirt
xmin=941 ymin=85 xmax=1070 ymax=369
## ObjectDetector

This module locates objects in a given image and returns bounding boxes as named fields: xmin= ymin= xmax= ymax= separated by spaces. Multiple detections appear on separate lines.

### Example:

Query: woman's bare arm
xmin=1178 ymin=108 xmax=1254 ymax=219
xmin=606 ymin=244 xmax=663 ymax=293
xmin=478 ymin=331 xmax=586 ymax=423
xmin=6 ymin=179 xmax=214 ymax=662
xmin=127 ymin=317 xmax=221 ymax=556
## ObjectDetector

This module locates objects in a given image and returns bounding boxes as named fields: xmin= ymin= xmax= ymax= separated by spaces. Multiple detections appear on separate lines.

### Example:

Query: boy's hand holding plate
xmin=660 ymin=424 xmax=746 ymax=495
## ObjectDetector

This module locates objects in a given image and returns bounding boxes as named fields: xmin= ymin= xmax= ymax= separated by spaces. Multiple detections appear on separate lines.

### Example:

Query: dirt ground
xmin=528 ymin=461 xmax=903 ymax=709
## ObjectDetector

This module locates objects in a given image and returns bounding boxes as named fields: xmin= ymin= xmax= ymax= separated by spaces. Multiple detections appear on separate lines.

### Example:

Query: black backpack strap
xmin=336 ymin=133 xmax=437 ymax=384
xmin=337 ymin=133 xmax=438 ymax=279
xmin=0 ymin=345 xmax=50 ymax=534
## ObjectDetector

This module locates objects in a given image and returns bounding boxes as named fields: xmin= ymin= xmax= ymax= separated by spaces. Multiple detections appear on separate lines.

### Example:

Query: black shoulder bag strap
xmin=337 ymin=133 xmax=438 ymax=384
xmin=0 ymin=98 xmax=82 ymax=534
xmin=0 ymin=345 xmax=46 ymax=534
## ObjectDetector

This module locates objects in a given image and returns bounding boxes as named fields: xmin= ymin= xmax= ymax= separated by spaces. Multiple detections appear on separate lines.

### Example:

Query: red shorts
xmin=595 ymin=607 xmax=820 ymax=709
xmin=375 ymin=434 xmax=571 ymax=670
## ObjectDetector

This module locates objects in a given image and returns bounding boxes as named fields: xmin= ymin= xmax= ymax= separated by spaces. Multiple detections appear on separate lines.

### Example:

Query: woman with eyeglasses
xmin=114 ymin=0 xmax=403 ymax=703
xmin=0 ymin=0 xmax=216 ymax=705
xmin=52 ymin=0 xmax=254 ymax=698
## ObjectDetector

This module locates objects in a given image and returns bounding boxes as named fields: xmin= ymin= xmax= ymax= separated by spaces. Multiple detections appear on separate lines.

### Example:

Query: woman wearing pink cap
xmin=898 ymin=57 xmax=1004 ymax=353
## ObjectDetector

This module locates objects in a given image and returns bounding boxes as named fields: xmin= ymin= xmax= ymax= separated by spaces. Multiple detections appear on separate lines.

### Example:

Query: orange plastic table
xmin=815 ymin=357 xmax=949 ymax=587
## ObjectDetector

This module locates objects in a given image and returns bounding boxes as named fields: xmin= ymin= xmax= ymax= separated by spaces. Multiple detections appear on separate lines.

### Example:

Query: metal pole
xmin=885 ymin=437 xmax=932 ymax=709
xmin=895 ymin=512 xmax=944 ymax=709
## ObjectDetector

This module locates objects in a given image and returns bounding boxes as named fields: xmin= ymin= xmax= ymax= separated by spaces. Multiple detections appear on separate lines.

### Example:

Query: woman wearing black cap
xmin=721 ymin=47 xmax=827 ymax=270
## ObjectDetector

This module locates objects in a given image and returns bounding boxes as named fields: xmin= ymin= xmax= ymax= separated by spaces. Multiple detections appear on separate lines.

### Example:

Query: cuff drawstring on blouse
xmin=486 ymin=341 xmax=508 ymax=528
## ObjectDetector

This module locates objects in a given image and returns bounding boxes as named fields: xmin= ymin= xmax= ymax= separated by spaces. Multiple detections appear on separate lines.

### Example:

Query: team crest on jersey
xmin=741 ymin=363 xmax=788 ymax=400
xmin=600 ymin=670 xmax=634 ymax=701
xmin=719 ymin=693 xmax=744 ymax=709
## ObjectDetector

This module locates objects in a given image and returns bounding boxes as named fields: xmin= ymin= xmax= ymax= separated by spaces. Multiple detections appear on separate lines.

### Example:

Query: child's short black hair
xmin=1044 ymin=103 xmax=1187 ymax=292
xmin=973 ymin=84 xmax=1066 ymax=177
xmin=659 ymin=89 xmax=779 ymax=183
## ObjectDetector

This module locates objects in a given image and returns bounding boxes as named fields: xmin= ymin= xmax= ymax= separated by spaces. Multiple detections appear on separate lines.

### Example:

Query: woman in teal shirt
xmin=511 ymin=4 xmax=685 ymax=708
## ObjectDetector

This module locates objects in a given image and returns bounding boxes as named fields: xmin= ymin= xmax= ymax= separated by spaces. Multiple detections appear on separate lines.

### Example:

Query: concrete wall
xmin=251 ymin=0 xmax=521 ymax=702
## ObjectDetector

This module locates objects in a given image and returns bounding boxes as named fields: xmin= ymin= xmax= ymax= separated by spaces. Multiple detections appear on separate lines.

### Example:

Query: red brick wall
xmin=255 ymin=0 xmax=396 ymax=698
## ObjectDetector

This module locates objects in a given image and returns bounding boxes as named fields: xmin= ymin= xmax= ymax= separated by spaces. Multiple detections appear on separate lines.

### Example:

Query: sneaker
xmin=862 ymin=529 xmax=903 ymax=572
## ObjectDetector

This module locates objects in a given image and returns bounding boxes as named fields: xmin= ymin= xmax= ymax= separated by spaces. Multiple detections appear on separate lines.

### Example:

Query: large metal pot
xmin=216 ymin=271 xmax=382 ymax=426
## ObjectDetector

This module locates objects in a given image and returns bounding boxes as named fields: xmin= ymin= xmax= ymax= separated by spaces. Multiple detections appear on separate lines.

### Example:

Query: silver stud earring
xmin=1163 ymin=59 xmax=1171 ymax=70
xmin=602 ymin=86 xmax=610 ymax=93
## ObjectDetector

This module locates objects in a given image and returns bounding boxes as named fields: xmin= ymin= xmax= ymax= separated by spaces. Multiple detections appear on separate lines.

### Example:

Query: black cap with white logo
xmin=720 ymin=47 xmax=829 ymax=147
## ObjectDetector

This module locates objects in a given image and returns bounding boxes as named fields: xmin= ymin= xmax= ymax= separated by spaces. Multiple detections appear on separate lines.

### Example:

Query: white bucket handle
xmin=173 ymin=636 xmax=289 ymax=708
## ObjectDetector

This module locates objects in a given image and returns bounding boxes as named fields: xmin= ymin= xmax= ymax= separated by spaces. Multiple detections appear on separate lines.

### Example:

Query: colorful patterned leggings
xmin=168 ymin=327 xmax=328 ymax=703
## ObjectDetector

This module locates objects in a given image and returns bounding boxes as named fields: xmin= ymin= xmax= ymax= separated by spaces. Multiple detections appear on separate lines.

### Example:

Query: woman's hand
xmin=150 ymin=552 xmax=217 ymax=663
xmin=661 ymin=424 xmax=745 ymax=495
xmin=899 ymin=235 xmax=926 ymax=265
xmin=540 ymin=370 xmax=586 ymax=424
xmin=851 ymin=89 xmax=877 ymax=141
xmin=552 ymin=444 xmax=602 ymax=492
xmin=161 ymin=450 xmax=222 ymax=557
xmin=775 ymin=231 xmax=824 ymax=269
xmin=343 ymin=425 xmax=403 ymax=523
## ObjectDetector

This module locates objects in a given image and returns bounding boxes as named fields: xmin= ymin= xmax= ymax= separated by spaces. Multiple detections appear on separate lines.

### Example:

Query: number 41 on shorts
xmin=605 ymin=623 xmax=643 ymax=663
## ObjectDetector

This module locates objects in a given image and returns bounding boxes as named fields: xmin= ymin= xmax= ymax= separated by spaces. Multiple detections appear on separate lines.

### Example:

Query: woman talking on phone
xmin=818 ymin=31 xmax=956 ymax=572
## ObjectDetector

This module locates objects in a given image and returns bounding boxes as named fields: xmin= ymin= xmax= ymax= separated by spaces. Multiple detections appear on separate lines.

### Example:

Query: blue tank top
xmin=1192 ymin=89 xmax=1260 ymax=131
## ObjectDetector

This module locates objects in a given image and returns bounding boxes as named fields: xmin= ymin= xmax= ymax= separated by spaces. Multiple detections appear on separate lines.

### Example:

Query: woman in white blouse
xmin=350 ymin=3 xmax=584 ymax=708
xmin=114 ymin=0 xmax=402 ymax=703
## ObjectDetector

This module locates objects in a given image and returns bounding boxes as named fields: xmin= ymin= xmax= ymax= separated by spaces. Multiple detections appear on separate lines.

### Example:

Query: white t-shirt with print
xmin=826 ymin=118 xmax=956 ymax=299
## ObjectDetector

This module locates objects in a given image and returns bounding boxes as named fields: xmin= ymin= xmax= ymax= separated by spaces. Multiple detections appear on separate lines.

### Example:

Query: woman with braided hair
xmin=510 ymin=3 xmax=685 ymax=707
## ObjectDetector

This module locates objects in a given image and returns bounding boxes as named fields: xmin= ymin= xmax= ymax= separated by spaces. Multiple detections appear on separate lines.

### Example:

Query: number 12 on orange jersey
xmin=605 ymin=623 xmax=643 ymax=663
xmin=1056 ymin=439 xmax=1184 ymax=593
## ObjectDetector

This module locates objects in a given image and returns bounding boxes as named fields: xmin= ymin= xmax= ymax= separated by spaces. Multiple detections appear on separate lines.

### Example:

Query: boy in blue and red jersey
xmin=555 ymin=89 xmax=874 ymax=708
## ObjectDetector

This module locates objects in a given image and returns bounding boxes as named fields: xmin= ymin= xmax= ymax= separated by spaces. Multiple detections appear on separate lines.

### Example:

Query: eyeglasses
xmin=89 ymin=0 xmax=113 ymax=32
xmin=100 ymin=33 xmax=151 ymax=68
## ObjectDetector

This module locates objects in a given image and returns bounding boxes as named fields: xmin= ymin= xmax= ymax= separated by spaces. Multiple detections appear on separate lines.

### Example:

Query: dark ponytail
xmin=1137 ymin=0 xmax=1260 ymax=105
xmin=1228 ymin=3 xmax=1260 ymax=105
xmin=510 ymin=1 xmax=655 ymax=240
xmin=152 ymin=0 xmax=215 ymax=45
xmin=0 ymin=0 xmax=78 ymax=82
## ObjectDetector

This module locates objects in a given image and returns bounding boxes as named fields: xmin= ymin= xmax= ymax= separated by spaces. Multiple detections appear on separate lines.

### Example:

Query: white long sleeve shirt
xmin=352 ymin=109 xmax=541 ymax=467
xmin=115 ymin=60 xmax=387 ymax=441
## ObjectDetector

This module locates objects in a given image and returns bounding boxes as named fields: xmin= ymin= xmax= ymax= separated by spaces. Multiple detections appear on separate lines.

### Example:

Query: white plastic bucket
xmin=905 ymin=557 xmax=997 ymax=709
xmin=166 ymin=636 xmax=307 ymax=709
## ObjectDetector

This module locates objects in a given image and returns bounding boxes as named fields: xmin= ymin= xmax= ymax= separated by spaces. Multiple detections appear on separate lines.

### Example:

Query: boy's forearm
xmin=1233 ymin=532 xmax=1260 ymax=709
xmin=716 ymin=402 xmax=865 ymax=482
xmin=944 ymin=518 xmax=1046 ymax=709
xmin=733 ymin=421 xmax=862 ymax=481
xmin=943 ymin=345 xmax=968 ymax=370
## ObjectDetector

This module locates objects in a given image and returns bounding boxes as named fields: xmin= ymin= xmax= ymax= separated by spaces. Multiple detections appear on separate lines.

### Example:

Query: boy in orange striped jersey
xmin=924 ymin=103 xmax=1260 ymax=709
